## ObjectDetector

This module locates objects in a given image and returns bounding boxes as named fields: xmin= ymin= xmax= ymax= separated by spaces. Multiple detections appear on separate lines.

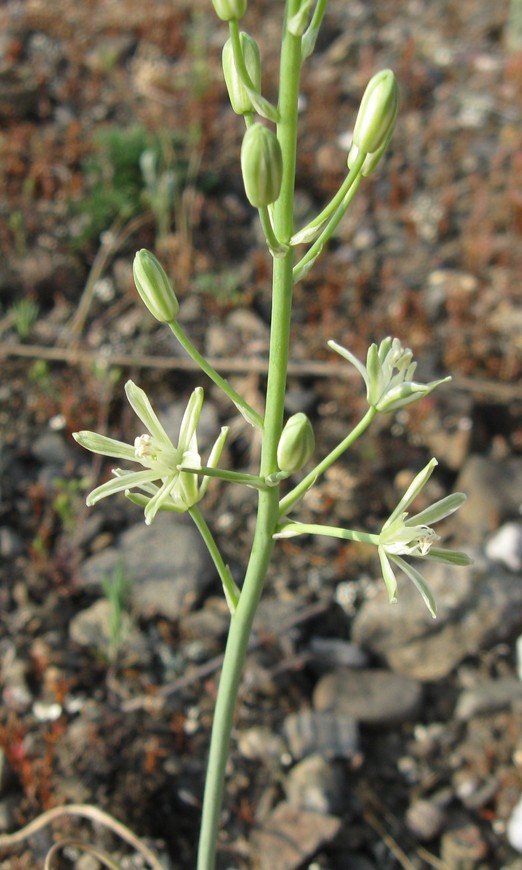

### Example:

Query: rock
xmin=454 ymin=677 xmax=522 ymax=720
xmin=238 ymin=727 xmax=285 ymax=763
xmin=250 ymin=801 xmax=341 ymax=870
xmin=440 ymin=821 xmax=488 ymax=870
xmin=485 ymin=523 xmax=522 ymax=572
xmin=0 ymin=795 xmax=19 ymax=833
xmin=0 ymin=527 xmax=23 ymax=558
xmin=307 ymin=638 xmax=368 ymax=673
xmin=406 ymin=798 xmax=447 ymax=841
xmin=352 ymin=560 xmax=522 ymax=680
xmin=454 ymin=456 xmax=522 ymax=545
xmin=0 ymin=749 xmax=13 ymax=798
xmin=77 ymin=514 xmax=215 ymax=620
xmin=283 ymin=710 xmax=359 ymax=761
xmin=508 ymin=795 xmax=522 ymax=853
xmin=31 ymin=431 xmax=75 ymax=466
xmin=284 ymin=754 xmax=345 ymax=815
xmin=159 ymin=399 xmax=220 ymax=452
xmin=313 ymin=668 xmax=423 ymax=725
xmin=69 ymin=599 xmax=151 ymax=665
xmin=2 ymin=656 xmax=32 ymax=711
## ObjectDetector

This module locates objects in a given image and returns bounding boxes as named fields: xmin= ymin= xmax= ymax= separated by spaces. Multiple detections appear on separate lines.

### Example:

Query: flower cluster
xmin=74 ymin=381 xmax=228 ymax=525
xmin=329 ymin=336 xmax=450 ymax=413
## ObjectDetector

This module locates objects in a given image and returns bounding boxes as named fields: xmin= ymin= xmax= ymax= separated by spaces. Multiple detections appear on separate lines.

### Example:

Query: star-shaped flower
xmin=73 ymin=381 xmax=228 ymax=525
xmin=378 ymin=458 xmax=471 ymax=617
xmin=328 ymin=336 xmax=450 ymax=413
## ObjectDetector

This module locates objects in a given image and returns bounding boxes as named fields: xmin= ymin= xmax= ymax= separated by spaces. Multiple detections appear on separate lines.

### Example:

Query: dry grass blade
xmin=44 ymin=838 xmax=124 ymax=870
xmin=0 ymin=804 xmax=167 ymax=870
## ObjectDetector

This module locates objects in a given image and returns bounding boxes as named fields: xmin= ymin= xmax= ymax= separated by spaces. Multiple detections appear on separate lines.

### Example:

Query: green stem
xmin=168 ymin=319 xmax=264 ymax=430
xmin=301 ymin=0 xmax=328 ymax=58
xmin=190 ymin=506 xmax=239 ymax=612
xmin=291 ymin=150 xmax=365 ymax=244
xmin=276 ymin=521 xmax=379 ymax=545
xmin=258 ymin=205 xmax=289 ymax=256
xmin=293 ymin=168 xmax=364 ymax=282
xmin=279 ymin=406 xmax=377 ymax=517
xmin=180 ymin=465 xmax=268 ymax=491
xmin=196 ymin=9 xmax=302 ymax=869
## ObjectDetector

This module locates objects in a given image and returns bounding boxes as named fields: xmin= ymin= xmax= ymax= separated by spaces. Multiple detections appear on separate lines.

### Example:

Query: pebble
xmin=306 ymin=638 xmax=368 ymax=673
xmin=440 ymin=821 xmax=488 ymax=869
xmin=454 ymin=677 xmax=522 ymax=720
xmin=283 ymin=709 xmax=359 ymax=761
xmin=485 ymin=523 xmax=522 ymax=572
xmin=77 ymin=514 xmax=215 ymax=620
xmin=31 ymin=431 xmax=74 ymax=466
xmin=313 ymin=668 xmax=423 ymax=725
xmin=507 ymin=795 xmax=522 ymax=853
xmin=406 ymin=798 xmax=447 ymax=841
xmin=238 ymin=727 xmax=285 ymax=763
xmin=455 ymin=456 xmax=522 ymax=545
xmin=250 ymin=801 xmax=341 ymax=870
xmin=284 ymin=754 xmax=346 ymax=815
xmin=69 ymin=599 xmax=151 ymax=665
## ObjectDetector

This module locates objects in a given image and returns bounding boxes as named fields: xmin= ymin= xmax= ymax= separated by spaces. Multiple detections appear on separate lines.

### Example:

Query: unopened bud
xmin=348 ymin=70 xmax=399 ymax=176
xmin=133 ymin=249 xmax=179 ymax=322
xmin=241 ymin=123 xmax=283 ymax=208
xmin=212 ymin=0 xmax=247 ymax=21
xmin=222 ymin=33 xmax=261 ymax=115
xmin=277 ymin=413 xmax=315 ymax=474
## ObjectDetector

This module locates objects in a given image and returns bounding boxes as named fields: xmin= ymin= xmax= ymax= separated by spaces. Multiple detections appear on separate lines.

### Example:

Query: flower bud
xmin=348 ymin=70 xmax=399 ymax=176
xmin=222 ymin=33 xmax=261 ymax=115
xmin=133 ymin=249 xmax=179 ymax=322
xmin=212 ymin=0 xmax=246 ymax=21
xmin=241 ymin=123 xmax=283 ymax=207
xmin=277 ymin=413 xmax=315 ymax=474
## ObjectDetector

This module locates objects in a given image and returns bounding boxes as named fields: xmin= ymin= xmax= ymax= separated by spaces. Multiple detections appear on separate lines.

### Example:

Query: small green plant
xmin=9 ymin=298 xmax=39 ymax=339
xmin=101 ymin=560 xmax=133 ymax=664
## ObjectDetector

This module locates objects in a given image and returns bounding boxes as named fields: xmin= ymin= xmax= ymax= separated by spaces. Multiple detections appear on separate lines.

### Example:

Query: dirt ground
xmin=1 ymin=1 xmax=522 ymax=869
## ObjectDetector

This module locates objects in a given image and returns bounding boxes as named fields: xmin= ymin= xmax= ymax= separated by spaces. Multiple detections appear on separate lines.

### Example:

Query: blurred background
xmin=1 ymin=1 xmax=522 ymax=869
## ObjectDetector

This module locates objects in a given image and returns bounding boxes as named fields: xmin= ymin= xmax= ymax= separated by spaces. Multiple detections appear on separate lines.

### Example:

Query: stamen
xmin=134 ymin=433 xmax=154 ymax=458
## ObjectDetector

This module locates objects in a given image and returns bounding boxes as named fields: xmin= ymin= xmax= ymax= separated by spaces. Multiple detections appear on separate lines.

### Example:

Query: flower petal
xmin=383 ymin=459 xmax=438 ymax=530
xmin=144 ymin=474 xmax=180 ymax=524
xmin=327 ymin=340 xmax=370 ymax=390
xmin=199 ymin=426 xmax=229 ymax=498
xmin=389 ymin=554 xmax=437 ymax=618
xmin=73 ymin=431 xmax=138 ymax=462
xmin=86 ymin=469 xmax=162 ymax=505
xmin=378 ymin=546 xmax=398 ymax=604
xmin=407 ymin=493 xmax=466 ymax=527
xmin=414 ymin=547 xmax=473 ymax=566
xmin=125 ymin=381 xmax=172 ymax=444
xmin=178 ymin=387 xmax=204 ymax=453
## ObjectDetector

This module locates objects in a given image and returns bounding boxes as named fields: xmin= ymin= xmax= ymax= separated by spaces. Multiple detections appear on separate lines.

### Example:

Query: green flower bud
xmin=277 ymin=413 xmax=315 ymax=474
xmin=241 ymin=123 xmax=283 ymax=208
xmin=133 ymin=249 xmax=179 ymax=322
xmin=212 ymin=0 xmax=246 ymax=21
xmin=222 ymin=33 xmax=261 ymax=115
xmin=348 ymin=70 xmax=399 ymax=176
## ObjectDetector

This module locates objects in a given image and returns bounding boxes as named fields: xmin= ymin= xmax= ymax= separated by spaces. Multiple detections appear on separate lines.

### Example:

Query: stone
xmin=455 ymin=677 xmax=522 ymax=720
xmin=251 ymin=801 xmax=341 ymax=870
xmin=440 ymin=822 xmax=488 ymax=870
xmin=238 ymin=727 xmax=285 ymax=763
xmin=313 ymin=668 xmax=423 ymax=725
xmin=283 ymin=709 xmax=359 ymax=761
xmin=307 ymin=638 xmax=368 ymax=672
xmin=352 ymin=560 xmax=522 ymax=681
xmin=454 ymin=456 xmax=522 ymax=546
xmin=406 ymin=798 xmax=447 ymax=841
xmin=485 ymin=523 xmax=522 ymax=572
xmin=77 ymin=514 xmax=215 ymax=620
xmin=69 ymin=599 xmax=151 ymax=665
xmin=508 ymin=795 xmax=522 ymax=854
xmin=284 ymin=754 xmax=346 ymax=815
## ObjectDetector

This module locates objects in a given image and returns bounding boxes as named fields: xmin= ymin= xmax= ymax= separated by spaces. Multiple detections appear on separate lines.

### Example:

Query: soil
xmin=1 ymin=1 xmax=522 ymax=869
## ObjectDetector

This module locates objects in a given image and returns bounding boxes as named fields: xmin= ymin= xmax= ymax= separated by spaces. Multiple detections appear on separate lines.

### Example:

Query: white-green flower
xmin=273 ymin=458 xmax=471 ymax=618
xmin=378 ymin=458 xmax=471 ymax=617
xmin=328 ymin=336 xmax=450 ymax=413
xmin=73 ymin=381 xmax=228 ymax=525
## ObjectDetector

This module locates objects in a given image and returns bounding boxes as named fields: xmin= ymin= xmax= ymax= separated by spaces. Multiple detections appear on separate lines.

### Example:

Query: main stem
xmin=195 ymin=10 xmax=302 ymax=870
